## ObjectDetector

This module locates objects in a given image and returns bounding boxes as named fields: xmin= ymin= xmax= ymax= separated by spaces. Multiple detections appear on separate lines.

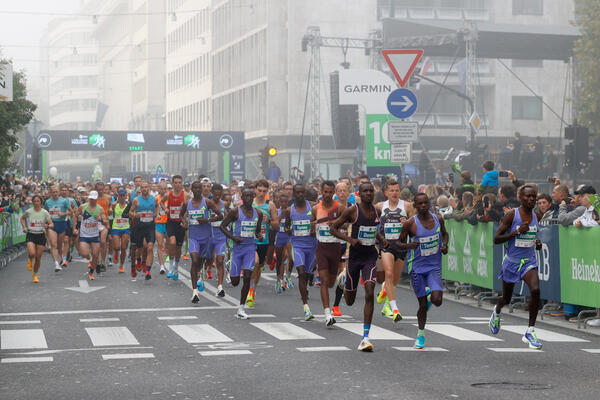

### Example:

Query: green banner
xmin=559 ymin=226 xmax=600 ymax=308
xmin=10 ymin=211 xmax=26 ymax=245
xmin=442 ymin=220 xmax=494 ymax=289
xmin=366 ymin=114 xmax=399 ymax=167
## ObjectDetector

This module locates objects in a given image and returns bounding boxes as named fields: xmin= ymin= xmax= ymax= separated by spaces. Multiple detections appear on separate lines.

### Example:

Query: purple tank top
xmin=290 ymin=201 xmax=316 ymax=248
xmin=187 ymin=197 xmax=211 ymax=240
xmin=504 ymin=208 xmax=538 ymax=263
xmin=233 ymin=206 xmax=258 ymax=246
xmin=407 ymin=212 xmax=442 ymax=273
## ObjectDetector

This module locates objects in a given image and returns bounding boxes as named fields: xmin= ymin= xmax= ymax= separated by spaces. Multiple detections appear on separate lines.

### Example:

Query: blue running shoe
xmin=197 ymin=279 xmax=205 ymax=292
xmin=489 ymin=312 xmax=501 ymax=335
xmin=425 ymin=288 xmax=432 ymax=311
xmin=304 ymin=309 xmax=314 ymax=321
xmin=287 ymin=276 xmax=294 ymax=289
xmin=166 ymin=270 xmax=174 ymax=279
xmin=414 ymin=335 xmax=425 ymax=349
xmin=275 ymin=280 xmax=283 ymax=294
xmin=172 ymin=271 xmax=179 ymax=281
xmin=522 ymin=330 xmax=542 ymax=349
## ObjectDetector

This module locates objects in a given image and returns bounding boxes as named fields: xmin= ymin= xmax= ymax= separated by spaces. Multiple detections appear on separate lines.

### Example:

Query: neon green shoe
xmin=246 ymin=290 xmax=255 ymax=308
xmin=381 ymin=298 xmax=393 ymax=317
xmin=376 ymin=287 xmax=387 ymax=304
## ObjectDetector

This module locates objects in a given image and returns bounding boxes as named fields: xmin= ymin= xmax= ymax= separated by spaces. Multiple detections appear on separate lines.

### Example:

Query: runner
xmin=283 ymin=184 xmax=318 ymax=321
xmin=375 ymin=179 xmax=414 ymax=322
xmin=155 ymin=181 xmax=169 ymax=274
xmin=330 ymin=182 xmax=388 ymax=351
xmin=61 ymin=185 xmax=77 ymax=265
xmin=332 ymin=181 xmax=351 ymax=317
xmin=162 ymin=175 xmax=188 ymax=280
xmin=489 ymin=184 xmax=543 ymax=349
xmin=397 ymin=193 xmax=448 ymax=349
xmin=311 ymin=180 xmax=342 ymax=326
xmin=220 ymin=188 xmax=264 ymax=319
xmin=20 ymin=195 xmax=53 ymax=283
xmin=130 ymin=181 xmax=158 ymax=280
xmin=207 ymin=183 xmax=228 ymax=297
xmin=95 ymin=181 xmax=111 ymax=272
xmin=272 ymin=190 xmax=293 ymax=293
xmin=110 ymin=187 xmax=130 ymax=273
xmin=74 ymin=190 xmax=107 ymax=281
xmin=181 ymin=181 xmax=223 ymax=303
xmin=246 ymin=179 xmax=271 ymax=307
xmin=44 ymin=185 xmax=71 ymax=271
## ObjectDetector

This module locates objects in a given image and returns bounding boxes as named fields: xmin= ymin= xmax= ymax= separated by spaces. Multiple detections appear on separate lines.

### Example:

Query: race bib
xmin=515 ymin=226 xmax=537 ymax=248
xmin=260 ymin=222 xmax=267 ymax=236
xmin=211 ymin=220 xmax=222 ymax=227
xmin=358 ymin=226 xmax=377 ymax=246
xmin=384 ymin=222 xmax=402 ymax=240
xmin=49 ymin=207 xmax=61 ymax=217
xmin=240 ymin=221 xmax=257 ymax=238
xmin=292 ymin=219 xmax=311 ymax=237
xmin=139 ymin=211 xmax=154 ymax=223
xmin=279 ymin=218 xmax=286 ymax=233
xmin=188 ymin=209 xmax=204 ymax=225
xmin=419 ymin=234 xmax=440 ymax=256
xmin=317 ymin=224 xmax=336 ymax=243
xmin=84 ymin=221 xmax=98 ymax=230
xmin=29 ymin=221 xmax=44 ymax=233
xmin=115 ymin=218 xmax=128 ymax=228
xmin=170 ymin=205 xmax=182 ymax=219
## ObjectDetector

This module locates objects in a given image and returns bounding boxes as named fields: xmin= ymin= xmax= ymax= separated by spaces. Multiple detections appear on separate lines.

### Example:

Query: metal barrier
xmin=0 ymin=210 xmax=27 ymax=270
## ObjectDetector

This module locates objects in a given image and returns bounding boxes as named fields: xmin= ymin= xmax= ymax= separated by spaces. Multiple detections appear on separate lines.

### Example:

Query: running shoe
xmin=392 ymin=310 xmax=403 ymax=323
xmin=145 ymin=271 xmax=152 ymax=280
xmin=414 ymin=335 xmax=425 ymax=349
xmin=113 ymin=254 xmax=119 ymax=264
xmin=61 ymin=259 xmax=68 ymax=267
xmin=183 ymin=254 xmax=190 ymax=260
xmin=269 ymin=258 xmax=276 ymax=270
xmin=216 ymin=288 xmax=225 ymax=298
xmin=236 ymin=307 xmax=250 ymax=320
xmin=246 ymin=291 xmax=255 ymax=308
xmin=304 ymin=309 xmax=314 ymax=321
xmin=159 ymin=265 xmax=167 ymax=275
xmin=425 ymin=288 xmax=432 ymax=311
xmin=107 ymin=258 xmax=113 ymax=267
xmin=32 ymin=273 xmax=39 ymax=283
xmin=172 ymin=271 xmax=179 ymax=281
xmin=286 ymin=276 xmax=294 ymax=289
xmin=325 ymin=315 xmax=336 ymax=327
xmin=381 ymin=299 xmax=393 ymax=317
xmin=131 ymin=265 xmax=137 ymax=278
xmin=67 ymin=253 xmax=72 ymax=262
xmin=136 ymin=260 xmax=142 ymax=272
xmin=332 ymin=306 xmax=342 ymax=317
xmin=359 ymin=276 xmax=365 ymax=288
xmin=54 ymin=263 xmax=62 ymax=272
xmin=282 ymin=279 xmax=287 ymax=290
xmin=226 ymin=273 xmax=231 ymax=284
xmin=522 ymin=331 xmax=543 ymax=350
xmin=275 ymin=280 xmax=283 ymax=294
xmin=100 ymin=263 xmax=107 ymax=272
xmin=166 ymin=270 xmax=173 ymax=279
xmin=95 ymin=264 xmax=101 ymax=274
xmin=207 ymin=269 xmax=213 ymax=280
xmin=336 ymin=270 xmax=346 ymax=290
xmin=197 ymin=278 xmax=205 ymax=292
xmin=489 ymin=312 xmax=501 ymax=335
xmin=27 ymin=259 xmax=33 ymax=271
xmin=358 ymin=337 xmax=373 ymax=352
xmin=308 ymin=274 xmax=314 ymax=286
xmin=118 ymin=265 xmax=125 ymax=273
xmin=165 ymin=255 xmax=170 ymax=263
xmin=376 ymin=287 xmax=387 ymax=304
xmin=315 ymin=276 xmax=321 ymax=286
xmin=191 ymin=289 xmax=200 ymax=303
xmin=88 ymin=272 xmax=95 ymax=281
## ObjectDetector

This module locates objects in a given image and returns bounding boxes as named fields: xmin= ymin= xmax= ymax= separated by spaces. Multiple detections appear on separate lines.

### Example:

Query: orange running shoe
xmin=183 ymin=254 xmax=190 ymax=260
xmin=32 ymin=273 xmax=39 ymax=283
xmin=88 ymin=273 xmax=95 ymax=281
xmin=27 ymin=258 xmax=33 ymax=271
xmin=332 ymin=306 xmax=342 ymax=317
xmin=118 ymin=265 xmax=125 ymax=273
xmin=113 ymin=254 xmax=119 ymax=264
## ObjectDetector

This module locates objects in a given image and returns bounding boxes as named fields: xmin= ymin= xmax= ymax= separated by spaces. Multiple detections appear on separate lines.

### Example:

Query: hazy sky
xmin=0 ymin=0 xmax=80 ymax=78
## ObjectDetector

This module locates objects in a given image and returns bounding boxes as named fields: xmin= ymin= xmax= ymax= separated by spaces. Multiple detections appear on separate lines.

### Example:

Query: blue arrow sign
xmin=386 ymin=88 xmax=418 ymax=119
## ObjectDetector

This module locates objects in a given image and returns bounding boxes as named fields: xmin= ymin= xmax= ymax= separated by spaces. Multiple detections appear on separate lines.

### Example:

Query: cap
xmin=117 ymin=188 xmax=127 ymax=195
xmin=184 ymin=181 xmax=191 ymax=186
xmin=574 ymin=185 xmax=596 ymax=195
xmin=78 ymin=187 xmax=86 ymax=192
xmin=238 ymin=180 xmax=245 ymax=188
xmin=200 ymin=177 xmax=211 ymax=183
xmin=167 ymin=184 xmax=173 ymax=189
xmin=88 ymin=190 xmax=99 ymax=199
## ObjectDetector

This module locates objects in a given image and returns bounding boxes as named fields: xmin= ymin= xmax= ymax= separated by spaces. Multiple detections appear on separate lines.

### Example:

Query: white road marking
xmin=177 ymin=268 xmax=238 ymax=307
xmin=393 ymin=347 xmax=448 ymax=352
xmin=169 ymin=324 xmax=233 ymax=343
xmin=102 ymin=353 xmax=155 ymax=360
xmin=501 ymin=325 xmax=589 ymax=342
xmin=157 ymin=316 xmax=198 ymax=320
xmin=85 ymin=327 xmax=140 ymax=346
xmin=297 ymin=346 xmax=350 ymax=352
xmin=250 ymin=322 xmax=325 ymax=340
xmin=487 ymin=348 xmax=544 ymax=353
xmin=0 ymin=320 xmax=41 ymax=325
xmin=460 ymin=317 xmax=490 ymax=321
xmin=198 ymin=350 xmax=253 ymax=356
xmin=80 ymin=318 xmax=120 ymax=323
xmin=0 ymin=305 xmax=234 ymax=317
xmin=245 ymin=314 xmax=276 ymax=318
xmin=5 ymin=346 xmax=153 ymax=356
xmin=1 ymin=329 xmax=48 ymax=350
xmin=582 ymin=349 xmax=600 ymax=354
xmin=419 ymin=324 xmax=502 ymax=341
xmin=336 ymin=323 xmax=412 ymax=340
xmin=260 ymin=274 xmax=276 ymax=281
xmin=1 ymin=356 xmax=54 ymax=363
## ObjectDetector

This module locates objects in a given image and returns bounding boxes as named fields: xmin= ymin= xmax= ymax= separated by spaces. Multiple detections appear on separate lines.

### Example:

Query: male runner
xmin=155 ymin=181 xmax=169 ymax=274
xmin=330 ymin=182 xmax=388 ymax=351
xmin=397 ymin=193 xmax=448 ymax=349
xmin=162 ymin=175 xmax=189 ymax=280
xmin=246 ymin=179 xmax=271 ymax=307
xmin=181 ymin=181 xmax=223 ymax=303
xmin=207 ymin=183 xmax=228 ymax=297
xmin=130 ymin=181 xmax=158 ymax=280
xmin=283 ymin=184 xmax=318 ymax=320
xmin=220 ymin=188 xmax=264 ymax=319
xmin=272 ymin=191 xmax=293 ymax=293
xmin=332 ymin=181 xmax=351 ymax=317
xmin=489 ymin=184 xmax=543 ymax=349
xmin=74 ymin=190 xmax=107 ymax=280
xmin=61 ymin=185 xmax=77 ymax=265
xmin=44 ymin=185 xmax=71 ymax=271
xmin=95 ymin=181 xmax=111 ymax=272
xmin=375 ymin=179 xmax=414 ymax=322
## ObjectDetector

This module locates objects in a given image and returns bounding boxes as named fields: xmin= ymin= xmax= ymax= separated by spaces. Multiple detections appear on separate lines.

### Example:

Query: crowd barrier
xmin=441 ymin=220 xmax=600 ymax=323
xmin=0 ymin=210 xmax=27 ymax=269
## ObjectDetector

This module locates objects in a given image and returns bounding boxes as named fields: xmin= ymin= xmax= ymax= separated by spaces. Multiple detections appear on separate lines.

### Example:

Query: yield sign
xmin=382 ymin=49 xmax=424 ymax=87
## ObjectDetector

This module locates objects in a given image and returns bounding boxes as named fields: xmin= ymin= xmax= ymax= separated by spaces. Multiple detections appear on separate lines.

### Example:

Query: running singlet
xmin=96 ymin=195 xmax=110 ymax=219
xmin=168 ymin=191 xmax=185 ymax=221
xmin=155 ymin=194 xmax=168 ymax=223
xmin=25 ymin=208 xmax=50 ymax=234
xmin=379 ymin=200 xmax=408 ymax=242
xmin=315 ymin=201 xmax=339 ymax=243
xmin=350 ymin=204 xmax=379 ymax=247
xmin=253 ymin=201 xmax=270 ymax=245
xmin=80 ymin=204 xmax=102 ymax=238
xmin=290 ymin=201 xmax=316 ymax=248
xmin=232 ymin=206 xmax=258 ymax=246
xmin=211 ymin=200 xmax=226 ymax=240
xmin=112 ymin=202 xmax=130 ymax=230
xmin=187 ymin=197 xmax=211 ymax=240
xmin=504 ymin=208 xmax=538 ymax=262
xmin=136 ymin=195 xmax=156 ymax=224
xmin=44 ymin=197 xmax=70 ymax=222
xmin=406 ymin=212 xmax=442 ymax=273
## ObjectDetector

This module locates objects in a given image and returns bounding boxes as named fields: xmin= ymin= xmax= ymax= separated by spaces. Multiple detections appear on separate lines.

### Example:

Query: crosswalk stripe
xmin=85 ymin=327 xmax=140 ymax=346
xmin=80 ymin=318 xmax=120 ymax=323
xmin=582 ymin=349 xmax=600 ymax=354
xmin=336 ymin=323 xmax=412 ymax=340
xmin=297 ymin=346 xmax=350 ymax=352
xmin=500 ymin=325 xmax=589 ymax=342
xmin=102 ymin=353 xmax=155 ymax=360
xmin=1 ymin=329 xmax=48 ymax=350
xmin=250 ymin=322 xmax=325 ymax=340
xmin=168 ymin=324 xmax=233 ymax=343
xmin=0 ymin=320 xmax=41 ymax=325
xmin=420 ymin=324 xmax=502 ymax=341
xmin=198 ymin=350 xmax=253 ymax=356
xmin=393 ymin=347 xmax=448 ymax=352
xmin=487 ymin=348 xmax=543 ymax=353
xmin=460 ymin=317 xmax=490 ymax=321
xmin=157 ymin=316 xmax=198 ymax=320
xmin=1 ymin=356 xmax=53 ymax=363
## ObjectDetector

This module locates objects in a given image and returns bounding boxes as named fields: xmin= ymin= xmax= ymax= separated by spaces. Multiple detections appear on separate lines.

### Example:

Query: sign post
xmin=390 ymin=143 xmax=412 ymax=164
xmin=388 ymin=121 xmax=418 ymax=143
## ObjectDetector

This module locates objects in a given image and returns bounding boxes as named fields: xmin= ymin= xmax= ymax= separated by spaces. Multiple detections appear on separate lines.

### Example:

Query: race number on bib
xmin=29 ymin=221 xmax=44 ymax=233
xmin=292 ymin=220 xmax=311 ymax=237
xmin=384 ymin=223 xmax=402 ymax=240
xmin=115 ymin=218 xmax=128 ymax=228
xmin=419 ymin=234 xmax=440 ymax=256
xmin=170 ymin=206 xmax=182 ymax=219
xmin=515 ymin=226 xmax=537 ymax=248
xmin=317 ymin=224 xmax=336 ymax=243
xmin=240 ymin=221 xmax=257 ymax=238
xmin=139 ymin=211 xmax=154 ymax=223
xmin=357 ymin=226 xmax=377 ymax=246
xmin=188 ymin=210 xmax=204 ymax=225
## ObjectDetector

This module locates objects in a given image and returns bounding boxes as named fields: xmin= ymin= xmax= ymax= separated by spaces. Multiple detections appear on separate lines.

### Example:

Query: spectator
xmin=437 ymin=195 xmax=453 ymax=218
xmin=558 ymin=185 xmax=596 ymax=226
xmin=267 ymin=161 xmax=281 ymax=183
xmin=511 ymin=131 xmax=522 ymax=172
xmin=480 ymin=161 xmax=499 ymax=194
xmin=573 ymin=192 xmax=599 ymax=228
xmin=479 ymin=193 xmax=503 ymax=223
xmin=537 ymin=193 xmax=555 ymax=226
xmin=499 ymin=184 xmax=520 ymax=211
xmin=400 ymin=188 xmax=412 ymax=201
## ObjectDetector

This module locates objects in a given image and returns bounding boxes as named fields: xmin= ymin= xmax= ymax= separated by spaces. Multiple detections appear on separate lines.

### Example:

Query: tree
xmin=574 ymin=0 xmax=600 ymax=133
xmin=0 ymin=60 xmax=37 ymax=171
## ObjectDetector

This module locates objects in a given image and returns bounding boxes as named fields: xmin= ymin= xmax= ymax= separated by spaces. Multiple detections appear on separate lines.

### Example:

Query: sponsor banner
xmin=559 ymin=226 xmax=600 ymax=308
xmin=11 ymin=211 xmax=26 ymax=245
xmin=442 ymin=220 xmax=494 ymax=289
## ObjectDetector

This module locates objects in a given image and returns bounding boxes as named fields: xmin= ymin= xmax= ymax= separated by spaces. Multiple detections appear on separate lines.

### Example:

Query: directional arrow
xmin=390 ymin=96 xmax=414 ymax=112
xmin=65 ymin=280 xmax=105 ymax=294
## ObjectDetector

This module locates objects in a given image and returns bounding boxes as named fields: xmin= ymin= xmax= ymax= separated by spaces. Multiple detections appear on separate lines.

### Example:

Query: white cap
xmin=238 ymin=180 xmax=245 ymax=188
xmin=88 ymin=190 xmax=98 ymax=200
xmin=77 ymin=187 xmax=86 ymax=192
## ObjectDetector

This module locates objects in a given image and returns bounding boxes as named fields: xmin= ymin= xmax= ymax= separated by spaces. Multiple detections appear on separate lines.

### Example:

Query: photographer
xmin=558 ymin=185 xmax=596 ymax=226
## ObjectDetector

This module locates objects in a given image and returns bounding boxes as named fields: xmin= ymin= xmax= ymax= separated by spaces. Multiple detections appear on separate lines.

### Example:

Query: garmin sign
xmin=339 ymin=69 xmax=398 ymax=114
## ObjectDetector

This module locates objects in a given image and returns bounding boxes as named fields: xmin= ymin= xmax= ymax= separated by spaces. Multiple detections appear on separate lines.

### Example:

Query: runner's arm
xmin=397 ymin=218 xmax=419 ymax=250
xmin=437 ymin=213 xmax=449 ymax=254
xmin=255 ymin=210 xmax=264 ymax=241
xmin=494 ymin=209 xmax=522 ymax=244
xmin=206 ymin=199 xmax=223 ymax=223
xmin=330 ymin=205 xmax=357 ymax=245
xmin=219 ymin=207 xmax=239 ymax=243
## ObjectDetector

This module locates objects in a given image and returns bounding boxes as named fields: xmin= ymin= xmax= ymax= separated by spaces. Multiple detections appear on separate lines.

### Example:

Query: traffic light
xmin=268 ymin=147 xmax=277 ymax=157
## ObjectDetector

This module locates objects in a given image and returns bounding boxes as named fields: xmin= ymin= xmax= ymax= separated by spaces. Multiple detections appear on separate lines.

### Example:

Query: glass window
xmin=512 ymin=96 xmax=543 ymax=120
xmin=512 ymin=0 xmax=543 ymax=16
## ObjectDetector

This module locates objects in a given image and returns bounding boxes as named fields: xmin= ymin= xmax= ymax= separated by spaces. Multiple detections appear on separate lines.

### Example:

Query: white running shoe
xmin=357 ymin=337 xmax=373 ymax=352
xmin=191 ymin=289 xmax=200 ymax=303
xmin=54 ymin=262 xmax=62 ymax=272
xmin=236 ymin=307 xmax=250 ymax=320
xmin=159 ymin=265 xmax=167 ymax=275
xmin=325 ymin=315 xmax=336 ymax=327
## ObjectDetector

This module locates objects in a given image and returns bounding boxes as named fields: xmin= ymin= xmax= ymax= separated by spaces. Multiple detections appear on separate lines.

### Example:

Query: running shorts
xmin=410 ymin=268 xmax=443 ymax=298
xmin=256 ymin=244 xmax=269 ymax=265
xmin=166 ymin=219 xmax=186 ymax=246
xmin=345 ymin=246 xmax=378 ymax=291
xmin=208 ymin=237 xmax=227 ymax=257
xmin=52 ymin=220 xmax=67 ymax=235
xmin=134 ymin=224 xmax=155 ymax=247
xmin=189 ymin=236 xmax=210 ymax=257
xmin=292 ymin=245 xmax=315 ymax=273
xmin=231 ymin=244 xmax=256 ymax=277
xmin=155 ymin=222 xmax=167 ymax=235
xmin=26 ymin=232 xmax=46 ymax=246
xmin=316 ymin=242 xmax=341 ymax=276
xmin=500 ymin=257 xmax=537 ymax=284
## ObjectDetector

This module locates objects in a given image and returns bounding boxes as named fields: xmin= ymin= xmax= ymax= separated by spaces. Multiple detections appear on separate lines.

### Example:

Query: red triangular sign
xmin=382 ymin=49 xmax=424 ymax=87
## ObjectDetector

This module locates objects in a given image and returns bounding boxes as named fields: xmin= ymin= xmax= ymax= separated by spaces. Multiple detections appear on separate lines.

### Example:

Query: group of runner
xmin=19 ymin=174 xmax=545 ymax=351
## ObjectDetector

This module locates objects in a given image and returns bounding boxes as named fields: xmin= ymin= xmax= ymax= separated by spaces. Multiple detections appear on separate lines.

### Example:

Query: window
xmin=512 ymin=59 xmax=543 ymax=68
xmin=512 ymin=96 xmax=543 ymax=120
xmin=512 ymin=0 xmax=543 ymax=16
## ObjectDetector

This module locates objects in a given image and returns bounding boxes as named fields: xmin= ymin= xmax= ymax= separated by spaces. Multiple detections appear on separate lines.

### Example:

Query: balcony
xmin=379 ymin=6 xmax=489 ymax=21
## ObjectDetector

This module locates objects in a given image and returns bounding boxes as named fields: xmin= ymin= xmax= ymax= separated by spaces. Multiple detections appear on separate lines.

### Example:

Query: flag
xmin=421 ymin=57 xmax=433 ymax=77
xmin=456 ymin=58 xmax=467 ymax=94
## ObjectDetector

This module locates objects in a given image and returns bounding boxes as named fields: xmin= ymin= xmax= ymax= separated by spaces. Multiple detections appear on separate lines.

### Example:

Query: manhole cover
xmin=471 ymin=382 xmax=551 ymax=391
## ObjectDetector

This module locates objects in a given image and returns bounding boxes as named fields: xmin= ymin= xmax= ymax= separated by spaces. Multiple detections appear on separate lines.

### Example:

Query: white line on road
xmin=178 ymin=268 xmax=238 ymax=307
xmin=1 ymin=329 xmax=48 ymax=350
xmin=460 ymin=317 xmax=490 ymax=321
xmin=245 ymin=314 xmax=276 ymax=318
xmin=393 ymin=347 xmax=448 ymax=352
xmin=0 ymin=305 xmax=235 ymax=317
xmin=297 ymin=346 xmax=350 ymax=352
xmin=0 ymin=320 xmax=41 ymax=325
xmin=85 ymin=327 xmax=140 ymax=347
xmin=418 ymin=324 xmax=502 ymax=342
xmin=251 ymin=322 xmax=325 ymax=340
xmin=336 ymin=323 xmax=412 ymax=340
xmin=500 ymin=325 xmax=589 ymax=343
xmin=582 ymin=349 xmax=600 ymax=354
xmin=486 ymin=348 xmax=544 ymax=353
xmin=4 ymin=346 xmax=153 ymax=356
xmin=102 ymin=353 xmax=155 ymax=360
xmin=169 ymin=324 xmax=233 ymax=344
xmin=260 ymin=274 xmax=276 ymax=281
xmin=198 ymin=350 xmax=253 ymax=356
xmin=80 ymin=318 xmax=120 ymax=323
xmin=1 ymin=356 xmax=54 ymax=363
xmin=157 ymin=316 xmax=198 ymax=320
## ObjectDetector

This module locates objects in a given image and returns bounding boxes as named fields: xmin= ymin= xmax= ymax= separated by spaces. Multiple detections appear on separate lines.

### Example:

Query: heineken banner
xmin=10 ymin=211 xmax=26 ymax=245
xmin=442 ymin=220 xmax=494 ymax=289
xmin=559 ymin=226 xmax=600 ymax=308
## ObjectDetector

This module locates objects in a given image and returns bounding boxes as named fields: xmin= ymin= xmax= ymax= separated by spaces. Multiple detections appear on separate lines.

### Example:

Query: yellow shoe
xmin=33 ymin=273 xmax=39 ymax=283
xmin=392 ymin=310 xmax=403 ymax=323
xmin=376 ymin=287 xmax=387 ymax=304
xmin=27 ymin=259 xmax=33 ymax=271
xmin=246 ymin=290 xmax=255 ymax=308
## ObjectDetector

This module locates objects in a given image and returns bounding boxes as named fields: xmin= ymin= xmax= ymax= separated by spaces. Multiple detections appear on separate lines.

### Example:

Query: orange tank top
xmin=155 ymin=194 xmax=168 ymax=223
xmin=97 ymin=196 xmax=110 ymax=218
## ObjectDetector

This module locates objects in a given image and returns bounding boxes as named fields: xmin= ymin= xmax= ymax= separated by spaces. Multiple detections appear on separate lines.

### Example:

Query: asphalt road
xmin=1 ymin=251 xmax=599 ymax=400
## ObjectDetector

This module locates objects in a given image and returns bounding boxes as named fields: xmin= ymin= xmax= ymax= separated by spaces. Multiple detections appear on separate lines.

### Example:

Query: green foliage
xmin=0 ymin=61 xmax=37 ymax=171
xmin=574 ymin=0 xmax=600 ymax=133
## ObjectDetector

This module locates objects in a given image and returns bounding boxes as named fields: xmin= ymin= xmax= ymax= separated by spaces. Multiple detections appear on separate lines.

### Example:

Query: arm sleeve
xmin=558 ymin=205 xmax=585 ymax=226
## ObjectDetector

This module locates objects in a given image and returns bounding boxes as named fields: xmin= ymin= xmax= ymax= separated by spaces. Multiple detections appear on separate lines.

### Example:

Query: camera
xmin=499 ymin=171 xmax=509 ymax=178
